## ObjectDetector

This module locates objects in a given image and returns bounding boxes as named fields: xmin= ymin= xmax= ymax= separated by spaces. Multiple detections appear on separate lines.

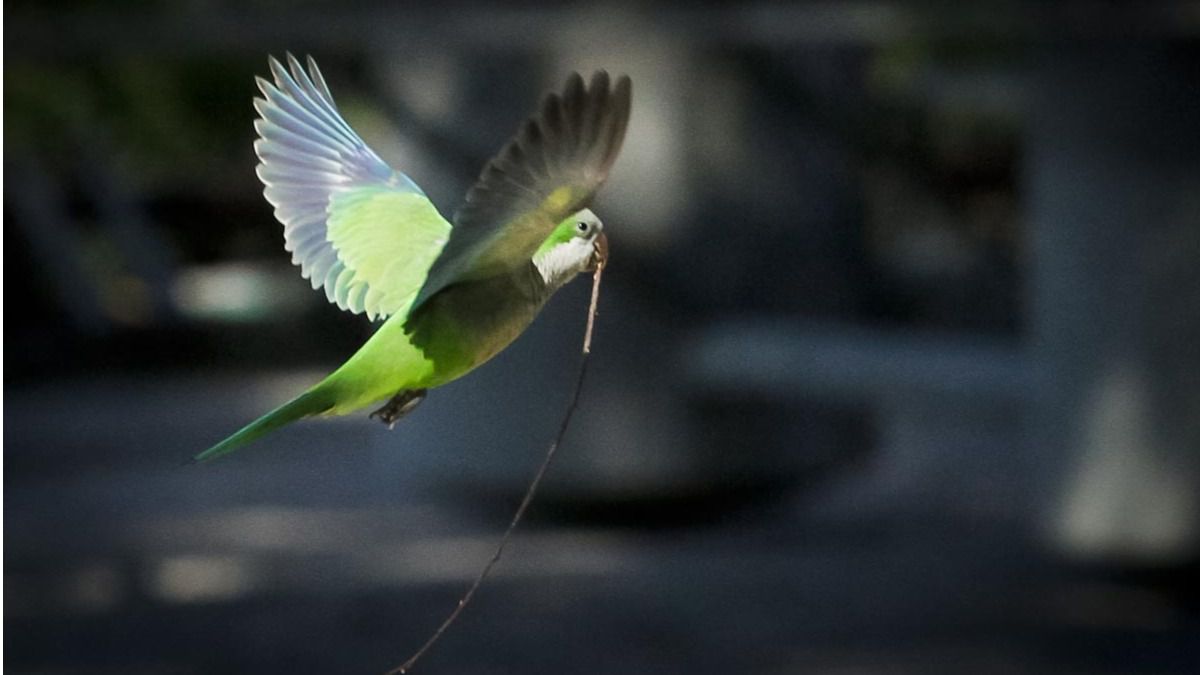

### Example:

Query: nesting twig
xmin=387 ymin=250 xmax=607 ymax=675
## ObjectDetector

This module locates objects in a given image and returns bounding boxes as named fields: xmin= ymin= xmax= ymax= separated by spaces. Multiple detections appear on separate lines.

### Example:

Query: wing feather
xmin=411 ymin=71 xmax=631 ymax=310
xmin=253 ymin=54 xmax=450 ymax=320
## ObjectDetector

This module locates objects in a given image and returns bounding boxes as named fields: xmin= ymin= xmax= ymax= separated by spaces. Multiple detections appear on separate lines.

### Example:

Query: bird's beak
xmin=589 ymin=232 xmax=609 ymax=271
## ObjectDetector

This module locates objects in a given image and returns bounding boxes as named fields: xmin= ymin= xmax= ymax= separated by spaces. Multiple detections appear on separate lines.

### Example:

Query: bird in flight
xmin=197 ymin=55 xmax=631 ymax=462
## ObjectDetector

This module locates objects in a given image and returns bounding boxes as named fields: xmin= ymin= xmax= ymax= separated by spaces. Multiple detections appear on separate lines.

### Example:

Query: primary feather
xmin=254 ymin=54 xmax=449 ymax=320
xmin=411 ymin=71 xmax=632 ymax=310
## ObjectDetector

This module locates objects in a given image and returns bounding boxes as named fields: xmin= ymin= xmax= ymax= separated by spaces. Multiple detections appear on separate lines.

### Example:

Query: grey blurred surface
xmin=8 ymin=371 xmax=1198 ymax=675
xmin=6 ymin=2 xmax=1200 ymax=673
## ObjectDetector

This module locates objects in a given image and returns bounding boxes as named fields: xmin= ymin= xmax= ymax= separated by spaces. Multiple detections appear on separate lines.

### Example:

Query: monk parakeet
xmin=197 ymin=55 xmax=631 ymax=462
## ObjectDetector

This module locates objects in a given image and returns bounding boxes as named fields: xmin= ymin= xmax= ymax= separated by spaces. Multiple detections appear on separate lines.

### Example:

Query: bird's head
xmin=532 ymin=208 xmax=608 ymax=289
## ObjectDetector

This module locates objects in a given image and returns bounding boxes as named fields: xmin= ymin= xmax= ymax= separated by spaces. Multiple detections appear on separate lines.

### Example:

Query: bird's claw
xmin=369 ymin=389 xmax=427 ymax=429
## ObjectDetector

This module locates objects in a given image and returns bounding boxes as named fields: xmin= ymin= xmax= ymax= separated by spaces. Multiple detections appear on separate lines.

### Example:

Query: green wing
xmin=411 ymin=71 xmax=631 ymax=311
xmin=254 ymin=54 xmax=450 ymax=320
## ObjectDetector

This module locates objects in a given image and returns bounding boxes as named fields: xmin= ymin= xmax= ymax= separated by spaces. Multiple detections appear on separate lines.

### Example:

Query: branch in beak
xmin=588 ymin=232 xmax=609 ymax=272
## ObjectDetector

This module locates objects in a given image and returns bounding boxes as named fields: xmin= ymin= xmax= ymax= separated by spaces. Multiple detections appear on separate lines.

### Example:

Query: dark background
xmin=6 ymin=2 xmax=1200 ymax=673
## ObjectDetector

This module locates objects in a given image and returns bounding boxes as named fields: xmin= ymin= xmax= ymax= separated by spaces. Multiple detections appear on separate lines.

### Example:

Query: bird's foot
xmin=369 ymin=389 xmax=427 ymax=430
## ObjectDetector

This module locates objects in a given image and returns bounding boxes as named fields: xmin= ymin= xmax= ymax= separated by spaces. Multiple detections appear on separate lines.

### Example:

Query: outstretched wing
xmin=254 ymin=54 xmax=450 ymax=320
xmin=411 ymin=71 xmax=631 ymax=311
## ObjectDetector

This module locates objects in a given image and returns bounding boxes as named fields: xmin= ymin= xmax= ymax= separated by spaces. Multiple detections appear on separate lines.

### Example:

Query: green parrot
xmin=197 ymin=55 xmax=631 ymax=462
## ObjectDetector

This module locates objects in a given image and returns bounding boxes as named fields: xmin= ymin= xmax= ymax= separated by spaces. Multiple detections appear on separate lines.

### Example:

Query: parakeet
xmin=197 ymin=55 xmax=631 ymax=462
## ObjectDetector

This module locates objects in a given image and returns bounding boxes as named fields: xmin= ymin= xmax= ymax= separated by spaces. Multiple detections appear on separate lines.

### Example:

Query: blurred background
xmin=6 ymin=2 xmax=1200 ymax=673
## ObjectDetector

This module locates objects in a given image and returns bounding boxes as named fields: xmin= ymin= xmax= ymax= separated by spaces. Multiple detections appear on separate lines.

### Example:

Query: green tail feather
xmin=195 ymin=388 xmax=335 ymax=463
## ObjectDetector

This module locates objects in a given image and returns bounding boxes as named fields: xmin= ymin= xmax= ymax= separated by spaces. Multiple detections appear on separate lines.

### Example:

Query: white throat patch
xmin=534 ymin=236 xmax=597 ymax=288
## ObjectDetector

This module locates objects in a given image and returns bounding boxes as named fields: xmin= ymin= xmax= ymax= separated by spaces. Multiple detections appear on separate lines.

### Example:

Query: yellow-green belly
xmin=317 ymin=269 xmax=544 ymax=414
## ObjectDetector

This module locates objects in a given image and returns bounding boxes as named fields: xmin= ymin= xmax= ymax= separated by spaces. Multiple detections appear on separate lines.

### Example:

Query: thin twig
xmin=387 ymin=257 xmax=606 ymax=675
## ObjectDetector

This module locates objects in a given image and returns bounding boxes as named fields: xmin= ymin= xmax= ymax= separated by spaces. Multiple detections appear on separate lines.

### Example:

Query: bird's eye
xmin=576 ymin=221 xmax=589 ymax=233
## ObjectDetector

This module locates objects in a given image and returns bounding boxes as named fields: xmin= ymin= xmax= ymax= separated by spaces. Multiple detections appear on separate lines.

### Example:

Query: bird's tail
xmin=194 ymin=386 xmax=336 ymax=463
